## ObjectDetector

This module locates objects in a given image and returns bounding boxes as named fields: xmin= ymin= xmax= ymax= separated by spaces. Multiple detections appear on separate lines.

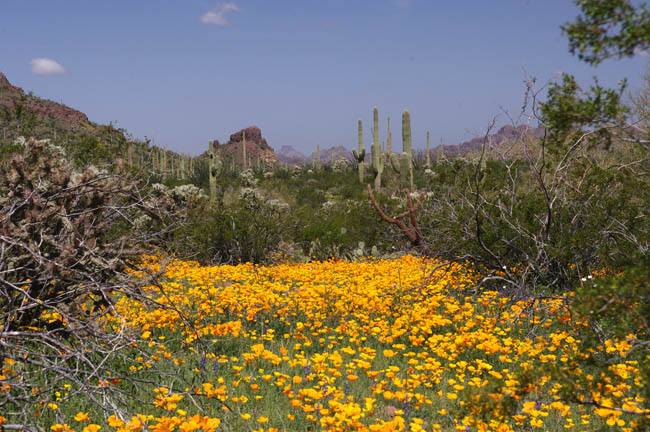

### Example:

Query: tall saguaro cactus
xmin=162 ymin=146 xmax=168 ymax=181
xmin=242 ymin=130 xmax=248 ymax=171
xmin=316 ymin=144 xmax=321 ymax=170
xmin=127 ymin=144 xmax=133 ymax=168
xmin=371 ymin=107 xmax=384 ymax=190
xmin=209 ymin=140 xmax=222 ymax=205
xmin=390 ymin=110 xmax=414 ymax=190
xmin=387 ymin=116 xmax=392 ymax=155
xmin=402 ymin=110 xmax=413 ymax=162
xmin=426 ymin=131 xmax=431 ymax=167
xmin=352 ymin=119 xmax=366 ymax=184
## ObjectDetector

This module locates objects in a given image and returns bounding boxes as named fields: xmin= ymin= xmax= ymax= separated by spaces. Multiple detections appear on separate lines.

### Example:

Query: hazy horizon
xmin=1 ymin=1 xmax=648 ymax=156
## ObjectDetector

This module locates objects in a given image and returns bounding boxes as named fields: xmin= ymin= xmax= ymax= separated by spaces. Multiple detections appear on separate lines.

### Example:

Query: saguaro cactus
xmin=352 ymin=119 xmax=366 ymax=184
xmin=162 ymin=146 xmax=168 ymax=181
xmin=387 ymin=116 xmax=392 ymax=155
xmin=402 ymin=110 xmax=414 ymax=189
xmin=209 ymin=140 xmax=222 ymax=205
xmin=316 ymin=144 xmax=321 ymax=170
xmin=371 ymin=107 xmax=384 ymax=190
xmin=242 ymin=130 xmax=248 ymax=171
xmin=389 ymin=152 xmax=414 ymax=190
xmin=426 ymin=131 xmax=431 ymax=167
xmin=402 ymin=110 xmax=413 ymax=161
xmin=127 ymin=144 xmax=133 ymax=167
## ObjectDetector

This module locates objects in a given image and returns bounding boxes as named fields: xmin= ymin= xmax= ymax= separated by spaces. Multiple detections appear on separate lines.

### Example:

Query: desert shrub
xmin=413 ymin=76 xmax=649 ymax=295
xmin=172 ymin=188 xmax=291 ymax=264
xmin=0 ymin=138 xmax=186 ymax=427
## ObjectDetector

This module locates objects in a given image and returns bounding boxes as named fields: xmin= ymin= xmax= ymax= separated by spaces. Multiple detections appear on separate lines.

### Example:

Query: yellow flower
xmin=107 ymin=415 xmax=124 ymax=428
xmin=82 ymin=425 xmax=101 ymax=432
xmin=74 ymin=412 xmax=90 ymax=422
xmin=257 ymin=416 xmax=269 ymax=423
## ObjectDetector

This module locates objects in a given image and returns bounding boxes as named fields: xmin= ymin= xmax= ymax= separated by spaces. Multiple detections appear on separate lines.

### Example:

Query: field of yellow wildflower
xmin=8 ymin=256 xmax=648 ymax=431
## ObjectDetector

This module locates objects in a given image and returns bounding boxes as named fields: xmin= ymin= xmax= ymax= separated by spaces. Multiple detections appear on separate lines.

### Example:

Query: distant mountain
xmin=277 ymin=145 xmax=306 ymax=165
xmin=311 ymin=145 xmax=355 ymax=164
xmin=277 ymin=145 xmax=357 ymax=166
xmin=427 ymin=125 xmax=546 ymax=159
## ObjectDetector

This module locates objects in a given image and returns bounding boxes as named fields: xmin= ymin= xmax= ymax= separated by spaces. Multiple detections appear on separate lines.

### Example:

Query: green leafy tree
xmin=562 ymin=0 xmax=650 ymax=65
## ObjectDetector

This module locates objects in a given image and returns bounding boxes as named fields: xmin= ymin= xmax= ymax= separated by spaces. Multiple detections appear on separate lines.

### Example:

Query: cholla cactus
xmin=239 ymin=187 xmax=263 ymax=206
xmin=169 ymin=184 xmax=207 ymax=204
xmin=266 ymin=199 xmax=290 ymax=211
xmin=332 ymin=158 xmax=350 ymax=172
xmin=240 ymin=169 xmax=258 ymax=187
xmin=291 ymin=165 xmax=303 ymax=177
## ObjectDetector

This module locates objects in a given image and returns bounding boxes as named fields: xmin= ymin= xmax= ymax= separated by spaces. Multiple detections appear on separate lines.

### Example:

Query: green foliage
xmin=562 ymin=0 xmax=650 ymax=65
xmin=541 ymin=73 xmax=627 ymax=147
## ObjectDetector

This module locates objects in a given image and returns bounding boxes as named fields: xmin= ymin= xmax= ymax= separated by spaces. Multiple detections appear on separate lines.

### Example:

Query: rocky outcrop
xmin=0 ymin=72 xmax=23 ymax=93
xmin=0 ymin=71 xmax=88 ymax=130
xmin=228 ymin=126 xmax=272 ymax=150
xmin=217 ymin=126 xmax=278 ymax=165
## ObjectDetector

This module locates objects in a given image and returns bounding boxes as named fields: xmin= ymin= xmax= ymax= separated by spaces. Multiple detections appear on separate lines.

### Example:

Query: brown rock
xmin=228 ymin=126 xmax=272 ymax=150
xmin=220 ymin=126 xmax=278 ymax=165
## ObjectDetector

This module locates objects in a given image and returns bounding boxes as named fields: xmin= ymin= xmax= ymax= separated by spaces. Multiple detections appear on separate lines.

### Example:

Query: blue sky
xmin=1 ymin=1 xmax=647 ymax=156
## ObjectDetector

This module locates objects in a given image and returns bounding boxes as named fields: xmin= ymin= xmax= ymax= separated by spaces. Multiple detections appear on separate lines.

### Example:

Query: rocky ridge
xmin=0 ymin=72 xmax=89 ymax=130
